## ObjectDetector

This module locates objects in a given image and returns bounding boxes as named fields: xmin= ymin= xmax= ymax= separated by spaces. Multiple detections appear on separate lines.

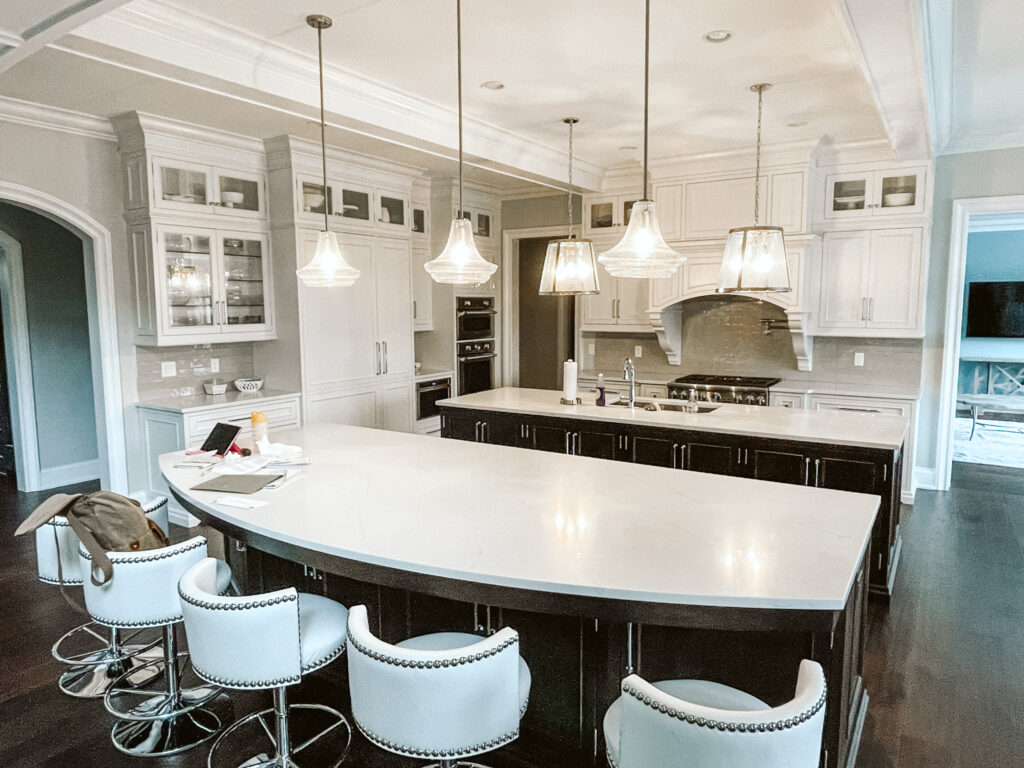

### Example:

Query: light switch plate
xmin=634 ymin=345 xmax=643 ymax=358
xmin=161 ymin=361 xmax=177 ymax=378
xmin=854 ymin=352 xmax=865 ymax=367
xmin=210 ymin=358 xmax=220 ymax=373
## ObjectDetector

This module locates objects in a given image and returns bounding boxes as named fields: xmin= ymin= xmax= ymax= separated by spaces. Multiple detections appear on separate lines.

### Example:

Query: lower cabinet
xmin=440 ymin=406 xmax=902 ymax=596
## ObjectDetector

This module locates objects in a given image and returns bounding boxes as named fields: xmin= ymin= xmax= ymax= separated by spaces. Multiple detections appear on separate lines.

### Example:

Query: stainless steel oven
xmin=457 ymin=339 xmax=495 ymax=395
xmin=456 ymin=296 xmax=496 ymax=341
xmin=416 ymin=376 xmax=452 ymax=420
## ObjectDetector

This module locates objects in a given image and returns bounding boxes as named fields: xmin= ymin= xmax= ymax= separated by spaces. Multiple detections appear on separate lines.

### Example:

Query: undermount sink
xmin=605 ymin=399 xmax=719 ymax=414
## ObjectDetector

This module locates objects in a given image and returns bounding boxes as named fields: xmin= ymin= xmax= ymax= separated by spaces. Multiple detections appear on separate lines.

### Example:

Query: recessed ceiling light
xmin=787 ymin=121 xmax=808 ymax=128
xmin=480 ymin=80 xmax=504 ymax=90
xmin=703 ymin=29 xmax=732 ymax=43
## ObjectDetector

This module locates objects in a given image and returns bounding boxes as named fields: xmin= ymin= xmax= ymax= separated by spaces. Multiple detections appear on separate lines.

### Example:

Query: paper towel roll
xmin=563 ymin=359 xmax=578 ymax=402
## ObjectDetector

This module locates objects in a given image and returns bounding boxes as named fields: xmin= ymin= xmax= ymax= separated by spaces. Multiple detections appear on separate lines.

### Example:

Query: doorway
xmin=0 ymin=293 xmax=14 ymax=484
xmin=936 ymin=196 xmax=1024 ymax=487
xmin=517 ymin=236 xmax=575 ymax=389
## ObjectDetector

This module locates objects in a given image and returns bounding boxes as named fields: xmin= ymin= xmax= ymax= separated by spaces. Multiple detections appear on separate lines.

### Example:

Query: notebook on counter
xmin=191 ymin=473 xmax=283 ymax=495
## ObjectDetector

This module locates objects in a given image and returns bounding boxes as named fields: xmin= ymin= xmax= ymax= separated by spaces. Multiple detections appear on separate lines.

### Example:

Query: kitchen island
xmin=163 ymin=423 xmax=875 ymax=768
xmin=439 ymin=387 xmax=907 ymax=596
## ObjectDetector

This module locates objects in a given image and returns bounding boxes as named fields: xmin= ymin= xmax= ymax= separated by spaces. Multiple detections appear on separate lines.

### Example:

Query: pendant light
xmin=539 ymin=118 xmax=600 ymax=295
xmin=716 ymin=84 xmax=791 ymax=293
xmin=296 ymin=14 xmax=360 ymax=288
xmin=598 ymin=0 xmax=684 ymax=280
xmin=424 ymin=0 xmax=498 ymax=286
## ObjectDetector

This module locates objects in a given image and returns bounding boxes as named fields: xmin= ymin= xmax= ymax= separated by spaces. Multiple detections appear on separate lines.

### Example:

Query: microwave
xmin=417 ymin=376 xmax=452 ymax=420
xmin=456 ymin=296 xmax=496 ymax=341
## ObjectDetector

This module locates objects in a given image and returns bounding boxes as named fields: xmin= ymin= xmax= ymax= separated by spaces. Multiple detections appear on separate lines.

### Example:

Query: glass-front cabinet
xmin=583 ymin=194 xmax=640 ymax=236
xmin=135 ymin=224 xmax=273 ymax=344
xmin=296 ymin=174 xmax=410 ymax=233
xmin=824 ymin=166 xmax=926 ymax=220
xmin=153 ymin=157 xmax=266 ymax=219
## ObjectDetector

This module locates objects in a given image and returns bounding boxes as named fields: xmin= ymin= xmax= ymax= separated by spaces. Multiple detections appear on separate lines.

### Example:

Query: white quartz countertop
xmin=161 ymin=423 xmax=876 ymax=611
xmin=137 ymin=388 xmax=300 ymax=414
xmin=439 ymin=388 xmax=909 ymax=450
xmin=773 ymin=380 xmax=921 ymax=400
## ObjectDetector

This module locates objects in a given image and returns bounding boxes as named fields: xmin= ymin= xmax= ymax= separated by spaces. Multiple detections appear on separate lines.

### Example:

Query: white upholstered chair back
xmin=346 ymin=604 xmax=522 ymax=758
xmin=35 ymin=519 xmax=83 ymax=584
xmin=617 ymin=660 xmax=826 ymax=768
xmin=178 ymin=557 xmax=303 ymax=689
xmin=78 ymin=536 xmax=208 ymax=627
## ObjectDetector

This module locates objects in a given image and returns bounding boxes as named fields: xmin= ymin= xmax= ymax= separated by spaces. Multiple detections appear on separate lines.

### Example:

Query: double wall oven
xmin=456 ymin=296 xmax=496 ymax=395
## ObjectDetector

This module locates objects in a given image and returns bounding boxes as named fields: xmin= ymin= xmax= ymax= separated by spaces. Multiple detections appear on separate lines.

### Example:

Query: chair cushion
xmin=603 ymin=679 xmax=770 ymax=764
xmin=297 ymin=593 xmax=349 ymax=672
xmin=397 ymin=631 xmax=532 ymax=715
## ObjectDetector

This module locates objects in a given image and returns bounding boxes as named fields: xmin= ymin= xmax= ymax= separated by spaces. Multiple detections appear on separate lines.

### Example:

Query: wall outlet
xmin=588 ymin=342 xmax=595 ymax=355
xmin=634 ymin=345 xmax=643 ymax=358
xmin=161 ymin=361 xmax=177 ymax=378
xmin=210 ymin=358 xmax=220 ymax=373
xmin=854 ymin=352 xmax=865 ymax=367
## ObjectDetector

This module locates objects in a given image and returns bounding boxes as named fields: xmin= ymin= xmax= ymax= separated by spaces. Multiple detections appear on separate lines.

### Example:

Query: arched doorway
xmin=0 ymin=183 xmax=127 ymax=492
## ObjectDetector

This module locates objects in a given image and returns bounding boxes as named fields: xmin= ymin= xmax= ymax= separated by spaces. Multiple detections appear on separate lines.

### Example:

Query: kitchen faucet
xmin=623 ymin=358 xmax=636 ymax=408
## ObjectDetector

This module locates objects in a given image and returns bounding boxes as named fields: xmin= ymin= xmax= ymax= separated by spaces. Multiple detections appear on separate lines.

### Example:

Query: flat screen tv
xmin=966 ymin=281 xmax=1024 ymax=337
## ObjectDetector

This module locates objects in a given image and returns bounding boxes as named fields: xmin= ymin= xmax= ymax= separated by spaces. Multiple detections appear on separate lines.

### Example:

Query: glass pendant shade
xmin=717 ymin=225 xmax=790 ymax=292
xmin=539 ymin=238 xmax=600 ymax=295
xmin=598 ymin=200 xmax=685 ymax=279
xmin=424 ymin=218 xmax=497 ymax=285
xmin=297 ymin=230 xmax=360 ymax=288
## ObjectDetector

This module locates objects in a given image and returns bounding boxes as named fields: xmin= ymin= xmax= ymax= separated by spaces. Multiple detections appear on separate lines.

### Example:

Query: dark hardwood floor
xmin=1 ymin=464 xmax=1021 ymax=767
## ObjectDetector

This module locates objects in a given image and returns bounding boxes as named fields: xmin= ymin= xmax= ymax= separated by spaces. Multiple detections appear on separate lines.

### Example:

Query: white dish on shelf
xmin=234 ymin=378 xmax=264 ymax=393
xmin=883 ymin=192 xmax=914 ymax=206
xmin=834 ymin=195 xmax=865 ymax=204
xmin=221 ymin=191 xmax=245 ymax=206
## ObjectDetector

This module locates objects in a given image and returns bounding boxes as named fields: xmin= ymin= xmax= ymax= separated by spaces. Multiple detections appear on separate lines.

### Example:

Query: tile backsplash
xmin=136 ymin=342 xmax=255 ymax=399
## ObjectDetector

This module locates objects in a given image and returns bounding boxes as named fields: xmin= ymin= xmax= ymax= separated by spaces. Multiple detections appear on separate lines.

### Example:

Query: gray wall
xmin=918 ymin=147 xmax=1024 ymax=472
xmin=503 ymin=193 xmax=581 ymax=231
xmin=0 ymin=203 xmax=98 ymax=470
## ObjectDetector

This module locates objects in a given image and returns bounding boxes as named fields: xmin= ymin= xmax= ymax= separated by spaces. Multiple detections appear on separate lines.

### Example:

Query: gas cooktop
xmin=670 ymin=374 xmax=781 ymax=388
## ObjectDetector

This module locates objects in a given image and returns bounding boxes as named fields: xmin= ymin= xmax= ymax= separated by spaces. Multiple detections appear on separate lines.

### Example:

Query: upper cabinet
xmin=583 ymin=194 xmax=641 ymax=237
xmin=824 ymin=165 xmax=926 ymax=220
xmin=294 ymin=174 xmax=410 ymax=234
xmin=152 ymin=158 xmax=266 ymax=220
xmin=579 ymin=253 xmax=651 ymax=333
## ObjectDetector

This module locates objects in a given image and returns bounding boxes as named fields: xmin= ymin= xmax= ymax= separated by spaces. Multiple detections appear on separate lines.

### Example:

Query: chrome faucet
xmin=623 ymin=358 xmax=637 ymax=408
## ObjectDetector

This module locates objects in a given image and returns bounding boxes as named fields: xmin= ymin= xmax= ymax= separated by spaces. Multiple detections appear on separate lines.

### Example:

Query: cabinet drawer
xmin=185 ymin=398 xmax=301 ymax=443
xmin=770 ymin=393 xmax=806 ymax=409
xmin=807 ymin=395 xmax=910 ymax=418
xmin=639 ymin=384 xmax=668 ymax=399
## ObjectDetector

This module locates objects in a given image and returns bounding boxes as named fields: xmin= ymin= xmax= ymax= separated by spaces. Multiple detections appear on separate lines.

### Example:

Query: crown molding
xmin=110 ymin=110 xmax=267 ymax=158
xmin=0 ymin=95 xmax=116 ymax=141
xmin=649 ymin=138 xmax=821 ymax=179
xmin=71 ymin=0 xmax=605 ymax=191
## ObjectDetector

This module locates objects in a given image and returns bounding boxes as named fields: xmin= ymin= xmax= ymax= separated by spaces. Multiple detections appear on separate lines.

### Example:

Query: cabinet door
xmin=482 ymin=415 xmax=519 ymax=447
xmin=336 ymin=183 xmax=374 ymax=228
xmin=375 ymin=188 xmax=408 ymax=232
xmin=818 ymin=231 xmax=869 ymax=329
xmin=769 ymin=172 xmax=805 ymax=233
xmin=412 ymin=246 xmax=434 ymax=331
xmin=532 ymin=422 xmax=570 ymax=453
xmin=584 ymin=197 xmax=618 ymax=236
xmin=874 ymin=168 xmax=925 ymax=217
xmin=374 ymin=238 xmax=414 ymax=380
xmin=157 ymin=226 xmax=218 ymax=337
xmin=683 ymin=176 xmax=762 ymax=240
xmin=814 ymin=455 xmax=882 ymax=495
xmin=824 ymin=172 xmax=873 ymax=220
xmin=769 ymin=393 xmax=805 ymax=409
xmin=214 ymin=167 xmax=264 ymax=218
xmin=866 ymin=228 xmax=921 ymax=330
xmin=441 ymin=412 xmax=479 ymax=442
xmin=652 ymin=183 xmax=683 ymax=241
xmin=152 ymin=158 xmax=212 ymax=213
xmin=307 ymin=390 xmax=378 ymax=428
xmin=682 ymin=256 xmax=722 ymax=298
xmin=297 ymin=177 xmax=332 ymax=221
xmin=219 ymin=232 xmax=272 ymax=335
xmin=684 ymin=441 xmax=737 ymax=475
xmin=299 ymin=230 xmax=378 ymax=390
xmin=615 ymin=275 xmax=650 ymax=328
xmin=379 ymin=380 xmax=412 ymax=433
xmin=631 ymin=434 xmax=682 ymax=468
xmin=574 ymin=427 xmax=618 ymax=460
xmin=751 ymin=448 xmax=809 ymax=486
xmin=581 ymin=263 xmax=617 ymax=326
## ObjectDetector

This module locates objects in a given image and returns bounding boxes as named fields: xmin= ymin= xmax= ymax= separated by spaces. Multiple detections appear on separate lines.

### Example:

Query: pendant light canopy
xmin=598 ymin=0 xmax=683 ymax=280
xmin=296 ymin=14 xmax=360 ymax=288
xmin=717 ymin=84 xmax=791 ymax=293
xmin=424 ymin=0 xmax=497 ymax=286
xmin=539 ymin=118 xmax=600 ymax=296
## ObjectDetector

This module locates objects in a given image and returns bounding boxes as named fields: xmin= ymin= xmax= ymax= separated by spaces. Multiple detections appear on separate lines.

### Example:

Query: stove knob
xmin=746 ymin=394 xmax=756 ymax=404
xmin=757 ymin=395 xmax=766 ymax=406
xmin=711 ymin=392 xmax=722 ymax=403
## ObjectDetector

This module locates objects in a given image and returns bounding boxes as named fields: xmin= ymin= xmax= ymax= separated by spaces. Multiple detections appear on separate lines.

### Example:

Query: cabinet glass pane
xmin=412 ymin=208 xmax=426 ymax=233
xmin=218 ymin=175 xmax=259 ymax=211
xmin=832 ymin=179 xmax=866 ymax=212
xmin=476 ymin=213 xmax=491 ymax=237
xmin=341 ymin=189 xmax=370 ymax=221
xmin=380 ymin=196 xmax=405 ymax=226
xmin=879 ymin=174 xmax=917 ymax=210
xmin=223 ymin=238 xmax=265 ymax=327
xmin=301 ymin=182 xmax=331 ymax=215
xmin=161 ymin=167 xmax=207 ymax=205
xmin=590 ymin=202 xmax=614 ymax=229
xmin=623 ymin=199 xmax=638 ymax=226
xmin=165 ymin=233 xmax=213 ymax=327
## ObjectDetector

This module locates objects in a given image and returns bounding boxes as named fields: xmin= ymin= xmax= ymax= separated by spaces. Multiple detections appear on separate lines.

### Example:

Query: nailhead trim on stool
xmin=79 ymin=538 xmax=205 ymax=565
xmin=178 ymin=591 xmax=297 ymax=612
xmin=345 ymin=630 xmax=519 ymax=668
xmin=352 ymin=716 xmax=519 ymax=759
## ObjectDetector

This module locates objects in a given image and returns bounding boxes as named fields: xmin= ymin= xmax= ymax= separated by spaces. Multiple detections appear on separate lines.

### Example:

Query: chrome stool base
xmin=426 ymin=763 xmax=491 ymax=768
xmin=54 ymin=623 xmax=162 ymax=698
xmin=105 ymin=651 xmax=221 ymax=720
xmin=110 ymin=692 xmax=232 ymax=757
xmin=208 ymin=688 xmax=352 ymax=768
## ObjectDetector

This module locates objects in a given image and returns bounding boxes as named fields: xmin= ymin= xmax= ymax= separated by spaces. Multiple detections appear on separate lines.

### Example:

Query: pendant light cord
xmin=317 ymin=23 xmax=329 ymax=233
xmin=754 ymin=85 xmax=763 ymax=226
xmin=567 ymin=119 xmax=575 ymax=239
xmin=642 ymin=0 xmax=650 ymax=201
xmin=457 ymin=0 xmax=464 ymax=220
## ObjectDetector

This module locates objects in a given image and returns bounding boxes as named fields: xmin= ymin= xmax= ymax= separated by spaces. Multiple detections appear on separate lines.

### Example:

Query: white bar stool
xmin=346 ymin=604 xmax=531 ymax=768
xmin=602 ymin=660 xmax=826 ymax=768
xmin=79 ymin=535 xmax=234 ymax=757
xmin=34 ymin=513 xmax=161 ymax=698
xmin=178 ymin=557 xmax=353 ymax=768
xmin=128 ymin=491 xmax=169 ymax=537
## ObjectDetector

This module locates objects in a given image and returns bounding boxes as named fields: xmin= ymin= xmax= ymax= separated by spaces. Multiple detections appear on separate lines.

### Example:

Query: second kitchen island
xmin=439 ymin=387 xmax=908 ymax=596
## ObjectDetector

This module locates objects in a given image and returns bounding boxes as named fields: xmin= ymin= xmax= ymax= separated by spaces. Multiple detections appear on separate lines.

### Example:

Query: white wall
xmin=0 ymin=118 xmax=145 ymax=490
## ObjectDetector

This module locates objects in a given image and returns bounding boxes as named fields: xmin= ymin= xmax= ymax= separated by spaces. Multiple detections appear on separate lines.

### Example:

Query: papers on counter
xmin=211 ymin=496 xmax=269 ymax=510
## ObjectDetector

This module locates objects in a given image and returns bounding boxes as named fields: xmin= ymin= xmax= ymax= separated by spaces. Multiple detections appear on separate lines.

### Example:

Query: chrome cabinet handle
xmin=375 ymin=342 xmax=381 ymax=375
xmin=565 ymin=432 xmax=571 ymax=454
xmin=383 ymin=341 xmax=388 ymax=374
xmin=474 ymin=421 xmax=481 ymax=441
xmin=672 ymin=443 xmax=679 ymax=469
xmin=804 ymin=457 xmax=811 ymax=485
xmin=413 ymin=300 xmax=417 ymax=319
xmin=814 ymin=458 xmax=821 ymax=487
xmin=869 ymin=297 xmax=875 ymax=321
xmin=860 ymin=298 xmax=867 ymax=321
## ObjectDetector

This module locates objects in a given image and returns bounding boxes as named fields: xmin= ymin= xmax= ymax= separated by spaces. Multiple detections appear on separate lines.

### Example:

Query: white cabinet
xmin=296 ymin=175 xmax=410 ymax=234
xmin=130 ymin=223 xmax=275 ymax=345
xmin=824 ymin=166 xmax=926 ymax=220
xmin=411 ymin=245 xmax=434 ymax=331
xmin=580 ymin=261 xmax=650 ymax=332
xmin=817 ymin=228 xmax=923 ymax=336
xmin=769 ymin=392 xmax=806 ymax=409
xmin=583 ymin=195 xmax=641 ymax=236
xmin=152 ymin=157 xmax=267 ymax=220
xmin=454 ymin=204 xmax=495 ymax=244
xmin=297 ymin=230 xmax=414 ymax=431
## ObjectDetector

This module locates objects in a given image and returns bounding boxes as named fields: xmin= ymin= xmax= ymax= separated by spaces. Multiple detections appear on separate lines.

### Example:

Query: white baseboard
xmin=38 ymin=458 xmax=101 ymax=489
xmin=168 ymin=505 xmax=201 ymax=529
xmin=914 ymin=465 xmax=938 ymax=491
